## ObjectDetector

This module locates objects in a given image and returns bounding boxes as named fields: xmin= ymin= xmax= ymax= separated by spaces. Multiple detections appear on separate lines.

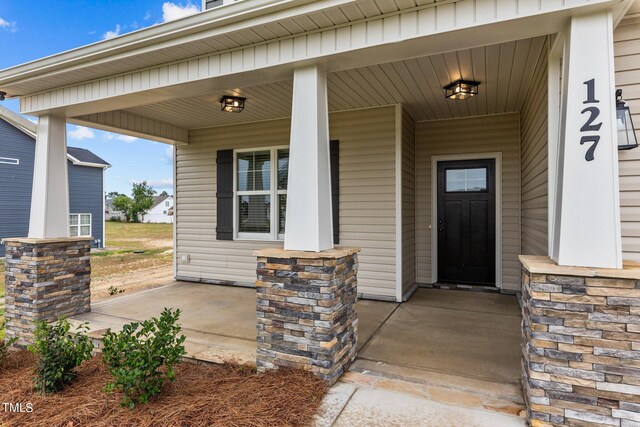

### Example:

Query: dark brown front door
xmin=437 ymin=159 xmax=496 ymax=286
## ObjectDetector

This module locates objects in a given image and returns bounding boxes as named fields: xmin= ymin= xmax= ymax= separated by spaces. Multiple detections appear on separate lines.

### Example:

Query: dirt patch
xmin=91 ymin=265 xmax=174 ymax=301
xmin=0 ymin=351 xmax=326 ymax=427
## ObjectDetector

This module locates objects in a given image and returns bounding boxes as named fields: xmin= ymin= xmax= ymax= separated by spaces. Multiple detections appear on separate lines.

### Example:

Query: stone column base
xmin=254 ymin=247 xmax=360 ymax=385
xmin=520 ymin=255 xmax=640 ymax=426
xmin=4 ymin=237 xmax=92 ymax=347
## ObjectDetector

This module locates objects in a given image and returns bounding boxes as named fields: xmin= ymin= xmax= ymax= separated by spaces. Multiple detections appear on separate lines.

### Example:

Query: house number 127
xmin=580 ymin=79 xmax=602 ymax=162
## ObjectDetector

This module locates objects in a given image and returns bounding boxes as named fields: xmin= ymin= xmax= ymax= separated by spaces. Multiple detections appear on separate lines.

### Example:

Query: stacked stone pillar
xmin=3 ymin=238 xmax=92 ymax=347
xmin=521 ymin=255 xmax=640 ymax=426
xmin=254 ymin=247 xmax=359 ymax=385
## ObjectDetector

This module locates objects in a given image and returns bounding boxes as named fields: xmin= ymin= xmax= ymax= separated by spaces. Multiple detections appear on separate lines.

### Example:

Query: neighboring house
xmin=105 ymin=198 xmax=126 ymax=222
xmin=143 ymin=195 xmax=174 ymax=223
xmin=5 ymin=0 xmax=640 ymax=424
xmin=0 ymin=106 xmax=110 ymax=256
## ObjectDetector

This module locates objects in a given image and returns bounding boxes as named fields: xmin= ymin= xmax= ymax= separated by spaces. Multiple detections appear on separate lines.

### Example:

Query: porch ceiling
xmin=119 ymin=36 xmax=546 ymax=128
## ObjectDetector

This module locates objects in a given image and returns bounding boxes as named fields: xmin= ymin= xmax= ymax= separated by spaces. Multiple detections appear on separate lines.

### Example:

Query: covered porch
xmin=2 ymin=0 xmax=640 ymax=425
xmin=68 ymin=281 xmax=525 ymax=422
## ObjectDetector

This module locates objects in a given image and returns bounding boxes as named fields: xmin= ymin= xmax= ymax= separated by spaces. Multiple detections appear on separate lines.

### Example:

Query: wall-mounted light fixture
xmin=0 ymin=92 xmax=6 ymax=101
xmin=220 ymin=95 xmax=246 ymax=113
xmin=443 ymin=80 xmax=480 ymax=100
xmin=617 ymin=89 xmax=638 ymax=151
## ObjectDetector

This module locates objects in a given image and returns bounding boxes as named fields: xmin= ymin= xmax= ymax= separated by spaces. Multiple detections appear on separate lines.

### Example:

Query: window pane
xmin=446 ymin=168 xmax=487 ymax=192
xmin=279 ymin=194 xmax=287 ymax=234
xmin=80 ymin=226 xmax=91 ymax=236
xmin=237 ymin=151 xmax=271 ymax=191
xmin=238 ymin=195 xmax=271 ymax=233
xmin=80 ymin=214 xmax=91 ymax=225
xmin=70 ymin=225 xmax=79 ymax=236
xmin=69 ymin=215 xmax=78 ymax=225
xmin=278 ymin=149 xmax=289 ymax=190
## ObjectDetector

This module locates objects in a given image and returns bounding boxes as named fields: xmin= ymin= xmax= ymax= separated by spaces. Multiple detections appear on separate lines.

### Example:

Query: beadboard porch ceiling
xmin=119 ymin=35 xmax=546 ymax=129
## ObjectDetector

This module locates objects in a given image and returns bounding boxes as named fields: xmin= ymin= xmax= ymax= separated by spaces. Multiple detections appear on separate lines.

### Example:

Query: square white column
xmin=284 ymin=65 xmax=334 ymax=252
xmin=552 ymin=11 xmax=622 ymax=269
xmin=28 ymin=115 xmax=70 ymax=239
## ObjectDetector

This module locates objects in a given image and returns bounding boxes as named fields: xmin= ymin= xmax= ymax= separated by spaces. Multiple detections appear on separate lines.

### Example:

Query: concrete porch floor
xmin=70 ymin=283 xmax=526 ymax=426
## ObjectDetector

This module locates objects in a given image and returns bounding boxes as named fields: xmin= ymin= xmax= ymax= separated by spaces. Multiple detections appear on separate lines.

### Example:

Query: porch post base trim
xmin=254 ymin=247 xmax=360 ymax=385
xmin=3 ymin=237 xmax=92 ymax=347
xmin=520 ymin=255 xmax=640 ymax=426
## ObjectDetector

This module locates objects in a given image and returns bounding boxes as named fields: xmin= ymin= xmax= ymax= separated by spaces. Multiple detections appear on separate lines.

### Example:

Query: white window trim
xmin=69 ymin=213 xmax=92 ymax=237
xmin=233 ymin=146 xmax=288 ymax=241
xmin=0 ymin=157 xmax=19 ymax=165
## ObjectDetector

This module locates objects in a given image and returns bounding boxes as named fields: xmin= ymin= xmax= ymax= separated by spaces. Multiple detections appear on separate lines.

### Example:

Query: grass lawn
xmin=93 ymin=222 xmax=174 ymax=280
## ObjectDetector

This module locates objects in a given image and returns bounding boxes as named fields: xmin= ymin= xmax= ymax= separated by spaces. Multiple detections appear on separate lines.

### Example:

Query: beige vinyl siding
xmin=175 ymin=105 xmax=398 ymax=298
xmin=401 ymin=107 xmax=416 ymax=297
xmin=615 ymin=19 xmax=640 ymax=262
xmin=520 ymin=40 xmax=549 ymax=256
xmin=415 ymin=113 xmax=522 ymax=290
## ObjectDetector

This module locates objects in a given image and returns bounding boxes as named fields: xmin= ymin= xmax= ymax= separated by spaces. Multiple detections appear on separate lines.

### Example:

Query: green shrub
xmin=101 ymin=308 xmax=186 ymax=408
xmin=0 ymin=316 xmax=17 ymax=370
xmin=29 ymin=319 xmax=94 ymax=393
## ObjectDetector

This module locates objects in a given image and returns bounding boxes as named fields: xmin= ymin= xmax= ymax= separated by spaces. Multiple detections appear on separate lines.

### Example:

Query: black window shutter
xmin=330 ymin=140 xmax=340 ymax=245
xmin=216 ymin=149 xmax=234 ymax=240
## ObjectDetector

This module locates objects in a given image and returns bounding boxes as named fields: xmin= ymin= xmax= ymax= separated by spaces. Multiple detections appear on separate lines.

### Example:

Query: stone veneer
xmin=254 ymin=247 xmax=360 ymax=385
xmin=4 ymin=237 xmax=92 ymax=347
xmin=521 ymin=255 xmax=640 ymax=427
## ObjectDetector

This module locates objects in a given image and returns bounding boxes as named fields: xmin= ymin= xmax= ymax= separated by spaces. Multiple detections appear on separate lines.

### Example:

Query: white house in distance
xmin=4 ymin=0 xmax=640 ymax=424
xmin=143 ymin=195 xmax=174 ymax=224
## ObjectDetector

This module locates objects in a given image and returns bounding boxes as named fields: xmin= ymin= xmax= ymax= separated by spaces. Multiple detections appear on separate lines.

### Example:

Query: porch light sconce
xmin=220 ymin=95 xmax=246 ymax=113
xmin=444 ymin=80 xmax=480 ymax=100
xmin=617 ymin=89 xmax=638 ymax=151
xmin=0 ymin=91 xmax=5 ymax=101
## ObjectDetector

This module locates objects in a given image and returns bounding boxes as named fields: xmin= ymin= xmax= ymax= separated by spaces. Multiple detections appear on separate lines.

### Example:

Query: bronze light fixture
xmin=616 ymin=89 xmax=638 ymax=151
xmin=444 ymin=80 xmax=480 ymax=100
xmin=220 ymin=95 xmax=246 ymax=113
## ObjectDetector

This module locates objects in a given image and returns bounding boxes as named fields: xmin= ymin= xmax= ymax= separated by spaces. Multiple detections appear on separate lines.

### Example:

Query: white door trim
xmin=430 ymin=152 xmax=503 ymax=288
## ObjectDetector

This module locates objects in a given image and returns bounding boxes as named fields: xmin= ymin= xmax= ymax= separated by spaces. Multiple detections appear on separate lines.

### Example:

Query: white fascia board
xmin=66 ymin=155 xmax=112 ymax=169
xmin=0 ymin=0 xmax=356 ymax=95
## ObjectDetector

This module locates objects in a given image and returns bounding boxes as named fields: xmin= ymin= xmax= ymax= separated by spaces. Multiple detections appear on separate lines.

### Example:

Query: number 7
xmin=580 ymin=135 xmax=600 ymax=162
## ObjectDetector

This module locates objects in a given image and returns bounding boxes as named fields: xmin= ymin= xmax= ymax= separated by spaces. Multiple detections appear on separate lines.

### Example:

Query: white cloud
xmin=164 ymin=146 xmax=174 ymax=164
xmin=68 ymin=126 xmax=95 ymax=140
xmin=144 ymin=11 xmax=152 ymax=21
xmin=115 ymin=135 xmax=138 ymax=143
xmin=0 ymin=17 xmax=17 ymax=32
xmin=162 ymin=2 xmax=200 ymax=22
xmin=102 ymin=24 xmax=121 ymax=40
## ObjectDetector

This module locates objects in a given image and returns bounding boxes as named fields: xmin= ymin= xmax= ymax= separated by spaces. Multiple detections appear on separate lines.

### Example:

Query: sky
xmin=0 ymin=1 xmax=203 ymax=195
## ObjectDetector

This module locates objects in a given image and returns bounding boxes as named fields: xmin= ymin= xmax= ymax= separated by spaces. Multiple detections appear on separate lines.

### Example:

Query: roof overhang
xmin=0 ymin=0 xmax=356 ymax=97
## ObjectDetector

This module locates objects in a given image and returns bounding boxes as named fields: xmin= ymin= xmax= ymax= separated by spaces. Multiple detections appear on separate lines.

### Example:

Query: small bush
xmin=29 ymin=319 xmax=94 ymax=393
xmin=109 ymin=216 xmax=122 ymax=222
xmin=102 ymin=308 xmax=186 ymax=408
xmin=108 ymin=286 xmax=125 ymax=296
xmin=0 ymin=316 xmax=17 ymax=370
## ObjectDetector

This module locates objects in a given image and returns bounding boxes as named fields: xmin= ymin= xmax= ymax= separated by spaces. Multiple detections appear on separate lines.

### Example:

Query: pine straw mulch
xmin=0 ymin=351 xmax=327 ymax=427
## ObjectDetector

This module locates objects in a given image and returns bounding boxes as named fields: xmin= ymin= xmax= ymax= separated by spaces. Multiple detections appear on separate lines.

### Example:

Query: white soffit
xmin=119 ymin=36 xmax=547 ymax=128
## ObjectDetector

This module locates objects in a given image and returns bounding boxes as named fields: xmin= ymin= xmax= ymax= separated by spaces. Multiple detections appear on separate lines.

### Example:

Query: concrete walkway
xmin=70 ymin=283 xmax=526 ymax=426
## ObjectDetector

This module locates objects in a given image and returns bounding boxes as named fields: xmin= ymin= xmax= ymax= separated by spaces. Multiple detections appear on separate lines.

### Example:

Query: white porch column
xmin=284 ymin=65 xmax=333 ymax=252
xmin=552 ymin=11 xmax=622 ymax=269
xmin=28 ymin=115 xmax=70 ymax=239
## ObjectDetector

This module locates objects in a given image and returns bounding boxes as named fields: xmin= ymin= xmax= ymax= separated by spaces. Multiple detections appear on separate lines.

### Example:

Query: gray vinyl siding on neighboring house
xmin=0 ymin=118 xmax=34 ymax=256
xmin=415 ymin=113 xmax=522 ymax=291
xmin=520 ymin=40 xmax=549 ymax=257
xmin=401 ymin=107 xmax=416 ymax=297
xmin=0 ymin=118 xmax=105 ymax=256
xmin=175 ymin=106 xmax=398 ymax=299
xmin=68 ymin=163 xmax=104 ymax=248
xmin=615 ymin=19 xmax=640 ymax=262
